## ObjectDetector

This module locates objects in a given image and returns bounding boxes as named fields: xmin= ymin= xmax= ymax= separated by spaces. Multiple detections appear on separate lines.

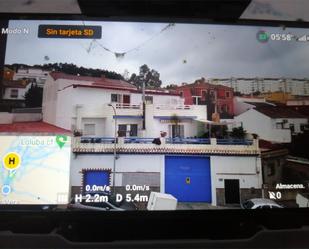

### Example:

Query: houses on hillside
xmin=235 ymin=106 xmax=308 ymax=143
xmin=209 ymin=77 xmax=309 ymax=96
xmin=42 ymin=72 xmax=206 ymax=138
xmin=175 ymin=78 xmax=234 ymax=119
xmin=38 ymin=72 xmax=264 ymax=208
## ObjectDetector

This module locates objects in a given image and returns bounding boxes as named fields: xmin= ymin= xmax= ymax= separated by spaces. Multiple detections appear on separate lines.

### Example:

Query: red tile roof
xmin=177 ymin=81 xmax=233 ymax=91
xmin=255 ymin=106 xmax=307 ymax=119
xmin=50 ymin=72 xmax=179 ymax=96
xmin=2 ymin=80 xmax=30 ymax=88
xmin=0 ymin=122 xmax=71 ymax=134
xmin=50 ymin=72 xmax=136 ymax=91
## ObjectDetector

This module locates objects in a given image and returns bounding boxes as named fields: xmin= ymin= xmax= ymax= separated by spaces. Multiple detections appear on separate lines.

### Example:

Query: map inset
xmin=0 ymin=136 xmax=71 ymax=204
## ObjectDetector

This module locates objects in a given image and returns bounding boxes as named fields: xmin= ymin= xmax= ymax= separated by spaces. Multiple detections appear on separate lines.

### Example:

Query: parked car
xmin=241 ymin=198 xmax=283 ymax=209
xmin=67 ymin=192 xmax=137 ymax=211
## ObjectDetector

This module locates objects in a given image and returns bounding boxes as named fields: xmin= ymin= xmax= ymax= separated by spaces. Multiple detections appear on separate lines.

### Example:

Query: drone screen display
xmin=0 ymin=20 xmax=308 ymax=211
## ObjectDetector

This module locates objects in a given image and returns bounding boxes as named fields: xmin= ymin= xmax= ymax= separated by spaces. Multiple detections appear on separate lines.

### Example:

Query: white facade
xmin=2 ymin=83 xmax=32 ymax=101
xmin=71 ymin=153 xmax=262 ymax=206
xmin=13 ymin=68 xmax=50 ymax=87
xmin=210 ymin=77 xmax=309 ymax=96
xmin=42 ymin=75 xmax=206 ymax=138
xmin=235 ymin=108 xmax=308 ymax=143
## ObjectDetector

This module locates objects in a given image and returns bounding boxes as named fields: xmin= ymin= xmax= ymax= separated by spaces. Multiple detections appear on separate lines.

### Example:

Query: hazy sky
xmin=5 ymin=20 xmax=309 ymax=85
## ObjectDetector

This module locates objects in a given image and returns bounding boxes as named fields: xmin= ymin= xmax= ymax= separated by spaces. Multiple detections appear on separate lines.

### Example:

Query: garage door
xmin=165 ymin=156 xmax=211 ymax=202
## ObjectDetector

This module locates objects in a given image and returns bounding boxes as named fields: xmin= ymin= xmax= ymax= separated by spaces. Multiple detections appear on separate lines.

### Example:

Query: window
xmin=10 ymin=89 xmax=18 ymax=98
xmin=192 ymin=96 xmax=201 ymax=105
xmin=84 ymin=124 xmax=95 ymax=136
xmin=225 ymin=91 xmax=230 ymax=98
xmin=276 ymin=122 xmax=283 ymax=129
xmin=145 ymin=96 xmax=153 ymax=104
xmin=169 ymin=124 xmax=184 ymax=138
xmin=130 ymin=124 xmax=138 ymax=136
xmin=300 ymin=124 xmax=309 ymax=132
xmin=118 ymin=124 xmax=138 ymax=137
xmin=289 ymin=124 xmax=295 ymax=133
xmin=123 ymin=94 xmax=130 ymax=104
xmin=111 ymin=94 xmax=121 ymax=103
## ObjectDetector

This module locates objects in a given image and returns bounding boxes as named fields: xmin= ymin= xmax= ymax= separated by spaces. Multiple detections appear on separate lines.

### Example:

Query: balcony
xmin=73 ymin=137 xmax=259 ymax=156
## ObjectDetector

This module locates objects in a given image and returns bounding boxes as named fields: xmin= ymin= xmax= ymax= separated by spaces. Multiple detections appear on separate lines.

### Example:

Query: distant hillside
xmin=5 ymin=63 xmax=125 ymax=80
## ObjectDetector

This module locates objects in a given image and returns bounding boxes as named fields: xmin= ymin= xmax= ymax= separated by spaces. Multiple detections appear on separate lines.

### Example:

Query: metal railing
xmin=115 ymin=103 xmax=141 ymax=109
xmin=216 ymin=139 xmax=253 ymax=145
xmin=166 ymin=138 xmax=210 ymax=144
xmin=79 ymin=137 xmax=253 ymax=145
xmin=124 ymin=137 xmax=154 ymax=144
xmin=80 ymin=137 xmax=116 ymax=144
xmin=154 ymin=104 xmax=192 ymax=110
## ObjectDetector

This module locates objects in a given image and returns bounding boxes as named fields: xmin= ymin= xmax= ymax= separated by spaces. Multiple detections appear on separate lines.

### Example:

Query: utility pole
xmin=142 ymin=80 xmax=146 ymax=130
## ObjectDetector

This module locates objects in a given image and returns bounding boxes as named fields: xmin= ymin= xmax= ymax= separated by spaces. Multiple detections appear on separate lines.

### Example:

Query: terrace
xmin=72 ymin=136 xmax=259 ymax=155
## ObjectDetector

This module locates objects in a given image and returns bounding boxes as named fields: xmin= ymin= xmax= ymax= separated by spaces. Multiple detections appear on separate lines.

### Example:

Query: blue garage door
xmin=83 ymin=170 xmax=110 ymax=193
xmin=165 ymin=156 xmax=211 ymax=202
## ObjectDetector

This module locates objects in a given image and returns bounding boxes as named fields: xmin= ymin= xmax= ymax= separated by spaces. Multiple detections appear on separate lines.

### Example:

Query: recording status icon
xmin=256 ymin=30 xmax=270 ymax=43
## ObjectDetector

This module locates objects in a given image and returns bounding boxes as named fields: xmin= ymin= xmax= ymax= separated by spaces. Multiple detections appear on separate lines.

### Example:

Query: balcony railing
xmin=154 ymin=104 xmax=192 ymax=110
xmin=73 ymin=137 xmax=260 ymax=155
xmin=216 ymin=139 xmax=253 ymax=145
xmin=79 ymin=136 xmax=252 ymax=145
xmin=166 ymin=138 xmax=210 ymax=144
xmin=115 ymin=103 xmax=141 ymax=109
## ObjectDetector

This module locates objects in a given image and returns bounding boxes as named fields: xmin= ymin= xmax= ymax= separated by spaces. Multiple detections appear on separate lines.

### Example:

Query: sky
xmin=4 ymin=20 xmax=309 ymax=86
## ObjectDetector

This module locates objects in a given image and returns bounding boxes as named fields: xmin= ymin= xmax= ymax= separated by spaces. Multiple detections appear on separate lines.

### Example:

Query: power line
xmin=81 ymin=20 xmax=175 ymax=59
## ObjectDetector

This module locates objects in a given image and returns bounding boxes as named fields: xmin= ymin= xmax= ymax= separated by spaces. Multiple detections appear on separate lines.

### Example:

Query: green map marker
xmin=56 ymin=135 xmax=67 ymax=149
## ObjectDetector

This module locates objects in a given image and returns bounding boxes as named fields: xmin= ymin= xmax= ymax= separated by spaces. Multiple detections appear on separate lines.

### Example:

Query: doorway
xmin=224 ymin=179 xmax=240 ymax=204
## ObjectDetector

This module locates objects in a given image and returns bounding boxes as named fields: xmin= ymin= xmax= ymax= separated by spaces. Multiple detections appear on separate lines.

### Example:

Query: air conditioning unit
xmin=147 ymin=192 xmax=177 ymax=211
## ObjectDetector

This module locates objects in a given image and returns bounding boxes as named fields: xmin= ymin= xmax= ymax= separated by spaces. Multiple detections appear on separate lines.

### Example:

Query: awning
xmin=195 ymin=118 xmax=236 ymax=126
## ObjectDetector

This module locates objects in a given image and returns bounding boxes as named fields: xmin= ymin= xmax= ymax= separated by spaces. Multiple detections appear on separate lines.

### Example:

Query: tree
xmin=129 ymin=64 xmax=162 ymax=89
xmin=230 ymin=126 xmax=246 ymax=139
xmin=5 ymin=63 xmax=124 ymax=80
xmin=165 ymin=84 xmax=178 ymax=90
xmin=24 ymin=83 xmax=43 ymax=107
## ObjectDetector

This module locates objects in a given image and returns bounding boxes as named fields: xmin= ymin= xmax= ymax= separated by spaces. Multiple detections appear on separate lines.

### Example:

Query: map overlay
xmin=0 ymin=136 xmax=71 ymax=204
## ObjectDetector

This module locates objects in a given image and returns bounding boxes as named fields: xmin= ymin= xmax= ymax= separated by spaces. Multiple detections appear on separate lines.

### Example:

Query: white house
xmin=2 ymin=79 xmax=32 ymax=101
xmin=42 ymin=72 xmax=207 ymax=138
xmin=233 ymin=96 xmax=275 ymax=116
xmin=235 ymin=107 xmax=308 ymax=143
xmin=41 ymin=72 xmax=264 ymax=208
xmin=71 ymin=138 xmax=262 ymax=207
xmin=13 ymin=68 xmax=50 ymax=87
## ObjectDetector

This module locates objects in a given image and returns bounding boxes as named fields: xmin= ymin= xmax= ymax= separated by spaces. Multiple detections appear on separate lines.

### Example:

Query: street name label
xmin=0 ymin=136 xmax=71 ymax=204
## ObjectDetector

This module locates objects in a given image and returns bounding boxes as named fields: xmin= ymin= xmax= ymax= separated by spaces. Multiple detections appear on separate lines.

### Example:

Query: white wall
xmin=210 ymin=156 xmax=262 ymax=206
xmin=3 ymin=87 xmax=27 ymax=100
xmin=71 ymin=153 xmax=261 ymax=206
xmin=235 ymin=109 xmax=291 ymax=143
xmin=71 ymin=154 xmax=163 ymax=187
xmin=0 ymin=112 xmax=13 ymax=124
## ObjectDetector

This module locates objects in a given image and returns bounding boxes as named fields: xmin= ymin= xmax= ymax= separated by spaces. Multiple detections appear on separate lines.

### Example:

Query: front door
xmin=224 ymin=179 xmax=240 ymax=204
